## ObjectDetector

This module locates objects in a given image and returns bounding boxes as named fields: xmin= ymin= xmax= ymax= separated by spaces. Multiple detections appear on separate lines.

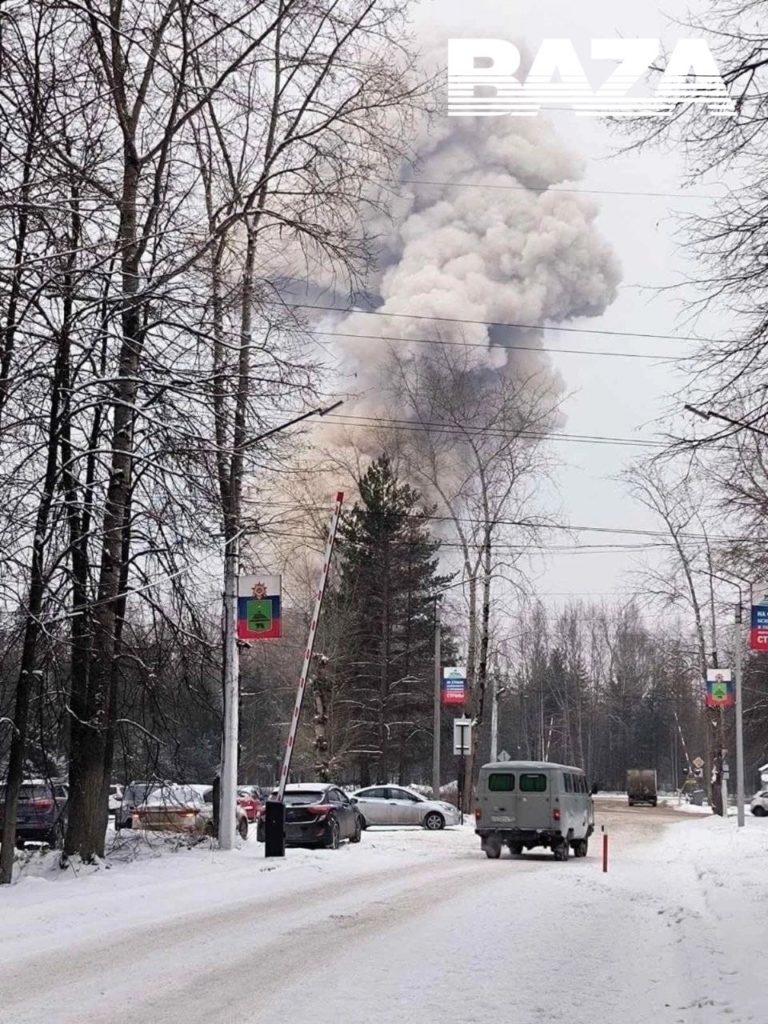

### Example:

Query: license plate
xmin=492 ymin=815 xmax=513 ymax=822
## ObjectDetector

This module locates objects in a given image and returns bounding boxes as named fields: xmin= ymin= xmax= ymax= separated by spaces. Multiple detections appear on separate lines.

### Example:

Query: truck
xmin=627 ymin=768 xmax=657 ymax=807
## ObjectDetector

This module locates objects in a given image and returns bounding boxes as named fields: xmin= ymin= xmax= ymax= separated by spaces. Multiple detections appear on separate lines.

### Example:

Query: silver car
xmin=351 ymin=786 xmax=460 ymax=830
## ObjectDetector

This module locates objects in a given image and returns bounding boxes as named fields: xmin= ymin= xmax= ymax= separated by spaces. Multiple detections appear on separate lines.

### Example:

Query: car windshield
xmin=283 ymin=791 xmax=326 ymax=805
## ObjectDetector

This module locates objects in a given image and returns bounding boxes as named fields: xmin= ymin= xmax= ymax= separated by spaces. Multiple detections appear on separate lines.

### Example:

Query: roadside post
xmin=453 ymin=717 xmax=473 ymax=825
xmin=602 ymin=826 xmax=608 ymax=874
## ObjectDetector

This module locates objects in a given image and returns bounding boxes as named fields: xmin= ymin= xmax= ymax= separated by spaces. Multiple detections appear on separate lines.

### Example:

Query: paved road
xmin=1 ymin=801 xmax=712 ymax=1024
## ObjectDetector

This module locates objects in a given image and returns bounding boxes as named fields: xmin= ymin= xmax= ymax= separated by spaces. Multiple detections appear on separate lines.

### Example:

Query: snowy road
xmin=1 ymin=800 xmax=764 ymax=1024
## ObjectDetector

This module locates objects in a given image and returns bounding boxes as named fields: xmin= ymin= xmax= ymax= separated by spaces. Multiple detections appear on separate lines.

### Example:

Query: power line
xmin=312 ymin=328 xmax=679 ymax=362
xmin=398 ymin=177 xmax=726 ymax=203
xmin=325 ymin=412 xmax=667 ymax=449
xmin=276 ymin=300 xmax=727 ymax=346
xmin=248 ymin=499 xmax=765 ymax=545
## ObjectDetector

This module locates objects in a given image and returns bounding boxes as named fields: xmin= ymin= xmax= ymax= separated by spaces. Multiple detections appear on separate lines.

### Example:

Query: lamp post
xmin=692 ymin=566 xmax=748 ymax=828
xmin=219 ymin=399 xmax=342 ymax=851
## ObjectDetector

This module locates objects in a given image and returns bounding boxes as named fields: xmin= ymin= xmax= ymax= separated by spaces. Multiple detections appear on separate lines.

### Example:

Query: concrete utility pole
xmin=219 ymin=401 xmax=342 ymax=851
xmin=432 ymin=600 xmax=441 ymax=799
xmin=735 ymin=602 xmax=745 ymax=827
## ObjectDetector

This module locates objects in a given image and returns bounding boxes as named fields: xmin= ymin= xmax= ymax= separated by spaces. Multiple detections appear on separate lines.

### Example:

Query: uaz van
xmin=475 ymin=761 xmax=594 ymax=861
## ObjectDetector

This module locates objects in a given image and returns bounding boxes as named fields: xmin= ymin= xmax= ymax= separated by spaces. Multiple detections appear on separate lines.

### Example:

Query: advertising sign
xmin=442 ymin=666 xmax=467 ymax=706
xmin=237 ymin=574 xmax=282 ymax=640
xmin=750 ymin=603 xmax=768 ymax=651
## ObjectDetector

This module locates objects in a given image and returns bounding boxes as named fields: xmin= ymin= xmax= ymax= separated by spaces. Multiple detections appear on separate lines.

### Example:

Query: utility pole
xmin=490 ymin=668 xmax=499 ymax=763
xmin=735 ymin=602 xmax=745 ymax=827
xmin=219 ymin=531 xmax=240 ymax=850
xmin=219 ymin=401 xmax=342 ymax=851
xmin=432 ymin=598 xmax=441 ymax=799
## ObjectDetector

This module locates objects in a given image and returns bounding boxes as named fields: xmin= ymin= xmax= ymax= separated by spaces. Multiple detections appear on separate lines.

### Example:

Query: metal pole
xmin=219 ymin=536 xmax=239 ymax=850
xmin=432 ymin=601 xmax=441 ymax=799
xmin=490 ymin=670 xmax=498 ymax=763
xmin=735 ymin=602 xmax=745 ymax=827
xmin=276 ymin=492 xmax=344 ymax=802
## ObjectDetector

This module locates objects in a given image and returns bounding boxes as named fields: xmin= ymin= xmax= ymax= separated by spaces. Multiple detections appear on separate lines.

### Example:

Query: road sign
xmin=692 ymin=756 xmax=704 ymax=770
xmin=751 ymin=603 xmax=768 ymax=650
xmin=498 ymin=749 xmax=511 ymax=762
xmin=453 ymin=717 xmax=473 ymax=756
xmin=442 ymin=666 xmax=467 ymax=706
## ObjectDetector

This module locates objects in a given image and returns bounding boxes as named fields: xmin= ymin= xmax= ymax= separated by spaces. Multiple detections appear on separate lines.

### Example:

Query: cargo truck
xmin=627 ymin=768 xmax=657 ymax=807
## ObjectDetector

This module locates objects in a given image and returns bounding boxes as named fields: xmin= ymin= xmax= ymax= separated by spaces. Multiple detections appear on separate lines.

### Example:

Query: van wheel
xmin=508 ymin=843 xmax=523 ymax=856
xmin=572 ymin=838 xmax=588 ymax=858
xmin=484 ymin=838 xmax=502 ymax=859
xmin=554 ymin=839 xmax=570 ymax=861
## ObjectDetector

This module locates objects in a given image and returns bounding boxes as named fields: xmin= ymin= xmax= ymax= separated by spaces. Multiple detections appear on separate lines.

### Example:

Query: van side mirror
xmin=591 ymin=783 xmax=599 ymax=795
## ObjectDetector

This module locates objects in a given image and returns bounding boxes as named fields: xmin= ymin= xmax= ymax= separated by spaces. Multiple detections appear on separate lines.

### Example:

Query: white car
xmin=351 ymin=786 xmax=461 ymax=830
xmin=750 ymin=791 xmax=768 ymax=816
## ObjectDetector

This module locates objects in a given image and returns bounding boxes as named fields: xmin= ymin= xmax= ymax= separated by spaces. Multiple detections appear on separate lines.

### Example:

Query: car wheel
xmin=358 ymin=815 xmax=368 ymax=830
xmin=326 ymin=817 xmax=341 ymax=849
xmin=350 ymin=817 xmax=362 ymax=843
xmin=423 ymin=811 xmax=445 ymax=831
xmin=238 ymin=817 xmax=249 ymax=841
xmin=752 ymin=805 xmax=767 ymax=817
xmin=46 ymin=821 xmax=65 ymax=850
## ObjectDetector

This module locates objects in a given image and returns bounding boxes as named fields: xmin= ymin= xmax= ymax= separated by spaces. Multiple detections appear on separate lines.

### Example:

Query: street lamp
xmin=693 ymin=567 xmax=748 ymax=828
xmin=219 ymin=399 xmax=342 ymax=851
xmin=684 ymin=403 xmax=768 ymax=440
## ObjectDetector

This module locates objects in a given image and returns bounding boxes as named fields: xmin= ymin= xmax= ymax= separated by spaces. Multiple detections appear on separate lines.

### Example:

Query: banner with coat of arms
xmin=237 ymin=574 xmax=282 ymax=640
xmin=705 ymin=668 xmax=734 ymax=709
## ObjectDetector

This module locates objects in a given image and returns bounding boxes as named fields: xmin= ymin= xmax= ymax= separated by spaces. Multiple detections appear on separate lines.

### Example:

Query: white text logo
xmin=448 ymin=39 xmax=735 ymax=118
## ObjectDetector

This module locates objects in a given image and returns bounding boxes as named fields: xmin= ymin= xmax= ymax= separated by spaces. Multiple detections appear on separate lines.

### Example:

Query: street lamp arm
xmin=684 ymin=403 xmax=768 ymax=440
xmin=241 ymin=399 xmax=343 ymax=450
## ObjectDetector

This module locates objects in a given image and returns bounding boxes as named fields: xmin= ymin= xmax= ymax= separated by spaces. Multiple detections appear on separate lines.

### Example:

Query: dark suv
xmin=0 ymin=779 xmax=68 ymax=848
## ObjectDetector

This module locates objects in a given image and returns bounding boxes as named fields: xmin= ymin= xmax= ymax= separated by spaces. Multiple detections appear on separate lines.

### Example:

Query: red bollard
xmin=602 ymin=831 xmax=608 ymax=873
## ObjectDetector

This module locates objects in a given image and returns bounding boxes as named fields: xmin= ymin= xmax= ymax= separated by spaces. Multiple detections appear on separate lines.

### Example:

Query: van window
xmin=519 ymin=773 xmax=547 ymax=793
xmin=564 ymin=774 xmax=573 ymax=793
xmin=579 ymin=776 xmax=587 ymax=793
xmin=488 ymin=773 xmax=515 ymax=792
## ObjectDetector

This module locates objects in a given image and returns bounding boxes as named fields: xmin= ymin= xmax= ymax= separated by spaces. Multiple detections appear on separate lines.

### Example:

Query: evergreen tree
xmin=327 ymin=454 xmax=453 ymax=785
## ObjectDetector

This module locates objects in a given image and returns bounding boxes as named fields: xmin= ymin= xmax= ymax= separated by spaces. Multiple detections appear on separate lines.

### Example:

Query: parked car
xmin=0 ymin=778 xmax=68 ymax=848
xmin=108 ymin=783 xmax=123 ymax=815
xmin=257 ymin=783 xmax=362 ymax=849
xmin=115 ymin=781 xmax=163 ymax=830
xmin=237 ymin=787 xmax=264 ymax=823
xmin=352 ymin=785 xmax=461 ymax=830
xmin=750 ymin=791 xmax=768 ymax=816
xmin=475 ymin=760 xmax=594 ymax=860
xmin=133 ymin=785 xmax=249 ymax=840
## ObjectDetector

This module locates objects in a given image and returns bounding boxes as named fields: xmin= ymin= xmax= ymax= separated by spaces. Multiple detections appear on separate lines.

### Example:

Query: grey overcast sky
xmin=415 ymin=0 xmax=728 ymax=606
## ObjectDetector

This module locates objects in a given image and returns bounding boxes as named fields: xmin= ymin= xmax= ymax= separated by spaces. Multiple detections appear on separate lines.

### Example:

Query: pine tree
xmin=328 ymin=454 xmax=453 ymax=786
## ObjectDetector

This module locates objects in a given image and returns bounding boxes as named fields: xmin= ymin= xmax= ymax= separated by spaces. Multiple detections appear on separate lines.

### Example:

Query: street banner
xmin=750 ymin=602 xmax=768 ymax=650
xmin=705 ymin=668 xmax=734 ymax=709
xmin=442 ymin=666 xmax=466 ymax=706
xmin=237 ymin=574 xmax=282 ymax=640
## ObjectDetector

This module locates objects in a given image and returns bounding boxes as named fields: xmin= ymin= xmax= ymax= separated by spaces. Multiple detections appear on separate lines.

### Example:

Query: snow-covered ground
xmin=1 ymin=803 xmax=765 ymax=1023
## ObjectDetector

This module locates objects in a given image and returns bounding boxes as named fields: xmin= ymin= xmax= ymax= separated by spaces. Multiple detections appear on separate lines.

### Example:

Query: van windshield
xmin=488 ymin=773 xmax=515 ymax=792
xmin=519 ymin=773 xmax=547 ymax=793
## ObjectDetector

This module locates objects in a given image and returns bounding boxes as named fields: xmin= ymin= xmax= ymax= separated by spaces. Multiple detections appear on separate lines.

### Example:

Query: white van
xmin=475 ymin=761 xmax=595 ymax=860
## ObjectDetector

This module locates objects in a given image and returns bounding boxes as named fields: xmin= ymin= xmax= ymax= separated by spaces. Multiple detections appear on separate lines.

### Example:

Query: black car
xmin=257 ymin=784 xmax=362 ymax=849
xmin=0 ymin=779 xmax=68 ymax=848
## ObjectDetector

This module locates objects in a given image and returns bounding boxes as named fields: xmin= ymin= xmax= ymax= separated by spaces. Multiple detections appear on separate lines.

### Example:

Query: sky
xmin=414 ymin=0 xmax=728 ymax=607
